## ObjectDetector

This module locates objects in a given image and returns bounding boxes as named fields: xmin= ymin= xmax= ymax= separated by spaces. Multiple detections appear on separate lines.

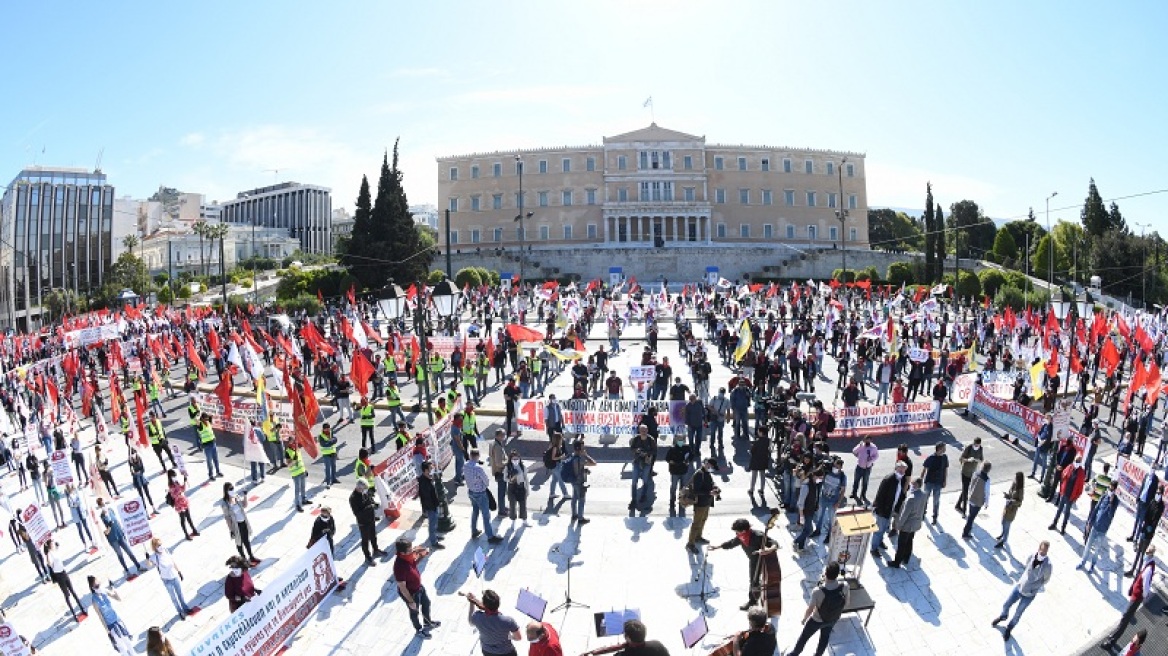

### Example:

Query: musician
xmin=733 ymin=607 xmax=777 ymax=656
xmin=708 ymin=518 xmax=777 ymax=610
xmin=525 ymin=620 xmax=563 ymax=656
xmin=603 ymin=619 xmax=669 ymax=655
xmin=465 ymin=588 xmax=521 ymax=656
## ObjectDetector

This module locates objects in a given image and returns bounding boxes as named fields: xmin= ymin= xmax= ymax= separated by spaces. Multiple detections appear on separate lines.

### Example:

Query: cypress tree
xmin=1081 ymin=178 xmax=1110 ymax=237
xmin=924 ymin=183 xmax=935 ymax=283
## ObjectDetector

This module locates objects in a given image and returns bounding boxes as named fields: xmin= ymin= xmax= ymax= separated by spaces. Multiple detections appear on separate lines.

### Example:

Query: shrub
xmin=1003 ymin=270 xmax=1030 ymax=291
xmin=886 ymin=262 xmax=914 ymax=287
xmin=427 ymin=270 xmax=447 ymax=285
xmin=978 ymin=269 xmax=1007 ymax=297
xmin=832 ymin=269 xmax=856 ymax=283
xmin=454 ymin=267 xmax=483 ymax=289
xmin=281 ymin=294 xmax=323 ymax=316
xmin=995 ymin=286 xmax=1025 ymax=311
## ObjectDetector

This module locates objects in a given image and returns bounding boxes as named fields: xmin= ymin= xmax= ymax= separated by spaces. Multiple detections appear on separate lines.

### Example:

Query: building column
xmin=651 ymin=217 xmax=658 ymax=244
xmin=604 ymin=216 xmax=610 ymax=243
xmin=673 ymin=216 xmax=681 ymax=242
xmin=705 ymin=216 xmax=713 ymax=244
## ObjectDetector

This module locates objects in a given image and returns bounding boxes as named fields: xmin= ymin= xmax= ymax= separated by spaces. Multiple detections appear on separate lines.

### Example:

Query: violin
xmin=458 ymin=591 xmax=487 ymax=612
xmin=709 ymin=624 xmax=772 ymax=656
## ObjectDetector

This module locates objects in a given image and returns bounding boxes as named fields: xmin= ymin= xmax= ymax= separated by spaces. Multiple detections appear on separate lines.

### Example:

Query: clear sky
xmin=3 ymin=1 xmax=1166 ymax=233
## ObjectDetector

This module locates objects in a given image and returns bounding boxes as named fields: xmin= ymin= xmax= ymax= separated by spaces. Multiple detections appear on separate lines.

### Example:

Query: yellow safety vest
xmin=263 ymin=421 xmax=280 ymax=442
xmin=386 ymin=386 xmax=401 ymax=407
xmin=188 ymin=403 xmax=200 ymax=426
xmin=360 ymin=404 xmax=375 ymax=427
xmin=462 ymin=366 xmax=475 ymax=386
xmin=198 ymin=423 xmax=215 ymax=445
xmin=148 ymin=384 xmax=159 ymax=401
xmin=463 ymin=413 xmax=478 ymax=435
xmin=147 ymin=419 xmax=164 ymax=445
xmin=287 ymin=448 xmax=305 ymax=477
xmin=394 ymin=431 xmax=409 ymax=449
xmin=429 ymin=356 xmax=444 ymax=373
xmin=318 ymin=430 xmax=336 ymax=456
xmin=355 ymin=459 xmax=375 ymax=487
xmin=435 ymin=405 xmax=448 ymax=420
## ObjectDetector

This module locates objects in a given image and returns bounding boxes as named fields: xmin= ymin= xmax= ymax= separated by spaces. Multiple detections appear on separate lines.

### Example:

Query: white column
xmin=603 ymin=216 xmax=610 ymax=243
xmin=706 ymin=216 xmax=713 ymax=244
xmin=673 ymin=216 xmax=681 ymax=241
xmin=651 ymin=217 xmax=658 ymax=244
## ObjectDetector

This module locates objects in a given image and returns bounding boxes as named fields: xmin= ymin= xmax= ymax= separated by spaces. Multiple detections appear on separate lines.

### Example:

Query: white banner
xmin=195 ymin=393 xmax=294 ymax=439
xmin=629 ymin=365 xmax=655 ymax=401
xmin=189 ymin=537 xmax=339 ymax=656
xmin=49 ymin=449 xmax=74 ymax=487
xmin=170 ymin=441 xmax=189 ymax=477
xmin=0 ymin=622 xmax=31 ymax=656
xmin=832 ymin=401 xmax=941 ymax=438
xmin=19 ymin=504 xmax=50 ymax=550
xmin=116 ymin=498 xmax=153 ymax=547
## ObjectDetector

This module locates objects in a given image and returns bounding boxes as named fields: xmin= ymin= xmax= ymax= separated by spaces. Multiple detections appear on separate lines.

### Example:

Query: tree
xmin=157 ymin=285 xmax=174 ymax=304
xmin=868 ymin=209 xmax=924 ymax=251
xmin=1051 ymin=221 xmax=1087 ymax=284
xmin=454 ymin=267 xmax=483 ymax=289
xmin=933 ymin=204 xmax=945 ymax=282
xmin=978 ymin=269 xmax=1007 ymax=297
xmin=886 ymin=262 xmax=914 ymax=287
xmin=193 ymin=220 xmax=208 ymax=277
xmin=947 ymin=200 xmax=997 ymax=260
xmin=1081 ymin=178 xmax=1112 ymax=237
xmin=1091 ymin=230 xmax=1144 ymax=301
xmin=1108 ymin=201 xmax=1126 ymax=234
xmin=923 ymin=183 xmax=935 ymax=282
xmin=342 ymin=140 xmax=433 ymax=290
xmin=990 ymin=228 xmax=1018 ymax=265
xmin=122 ymin=234 xmax=139 ymax=252
xmin=1001 ymin=218 xmax=1046 ymax=268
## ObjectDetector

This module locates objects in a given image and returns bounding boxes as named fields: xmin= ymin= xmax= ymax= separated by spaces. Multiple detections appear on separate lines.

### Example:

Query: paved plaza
xmin=0 ymin=315 xmax=1156 ymax=655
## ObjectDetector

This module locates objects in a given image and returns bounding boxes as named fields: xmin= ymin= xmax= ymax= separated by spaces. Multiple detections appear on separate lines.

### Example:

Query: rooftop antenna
xmin=263 ymin=168 xmax=286 ymax=185
xmin=94 ymin=147 xmax=104 ymax=174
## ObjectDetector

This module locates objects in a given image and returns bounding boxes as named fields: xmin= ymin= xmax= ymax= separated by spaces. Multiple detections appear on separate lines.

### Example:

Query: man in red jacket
xmin=1101 ymin=545 xmax=1157 ymax=649
xmin=1048 ymin=457 xmax=1086 ymax=534
xmin=526 ymin=621 xmax=563 ymax=656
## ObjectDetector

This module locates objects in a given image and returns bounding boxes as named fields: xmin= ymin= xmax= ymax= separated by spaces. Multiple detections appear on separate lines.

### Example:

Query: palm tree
xmin=207 ymin=222 xmax=231 ymax=284
xmin=193 ymin=220 xmax=208 ymax=277
xmin=122 ymin=234 xmax=139 ymax=253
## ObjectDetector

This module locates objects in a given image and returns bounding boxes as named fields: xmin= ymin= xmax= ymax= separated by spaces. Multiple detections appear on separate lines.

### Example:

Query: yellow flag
xmin=1029 ymin=361 xmax=1046 ymax=400
xmin=733 ymin=318 xmax=753 ymax=363
xmin=969 ymin=340 xmax=979 ymax=371
xmin=544 ymin=345 xmax=583 ymax=362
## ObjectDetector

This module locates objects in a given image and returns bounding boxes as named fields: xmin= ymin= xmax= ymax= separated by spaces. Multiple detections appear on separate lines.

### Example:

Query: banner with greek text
xmin=116 ymin=498 xmax=153 ymax=546
xmin=194 ymin=393 xmax=294 ymax=439
xmin=516 ymin=399 xmax=686 ymax=436
xmin=373 ymin=402 xmax=459 ymax=516
xmin=1114 ymin=456 xmax=1168 ymax=543
xmin=188 ymin=537 xmax=338 ymax=656
xmin=951 ymin=372 xmax=1017 ymax=404
xmin=831 ymin=401 xmax=940 ymax=438
xmin=968 ymin=385 xmax=1070 ymax=442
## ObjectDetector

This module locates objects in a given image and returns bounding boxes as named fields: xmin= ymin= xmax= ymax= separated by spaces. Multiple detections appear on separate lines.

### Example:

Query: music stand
xmin=681 ymin=549 xmax=718 ymax=613
xmin=550 ymin=545 xmax=588 ymax=612
xmin=681 ymin=614 xmax=708 ymax=649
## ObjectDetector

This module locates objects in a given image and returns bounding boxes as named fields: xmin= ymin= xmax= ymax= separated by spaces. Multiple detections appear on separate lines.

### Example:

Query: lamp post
xmin=243 ymin=192 xmax=259 ymax=308
xmin=1136 ymin=222 xmax=1151 ymax=310
xmin=835 ymin=157 xmax=849 ymax=282
xmin=1045 ymin=192 xmax=1057 ymax=308
xmin=515 ymin=155 xmax=526 ymax=286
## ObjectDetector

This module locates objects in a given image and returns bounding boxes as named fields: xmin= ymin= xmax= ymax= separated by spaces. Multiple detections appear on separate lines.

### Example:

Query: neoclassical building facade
xmin=436 ymin=124 xmax=868 ymax=251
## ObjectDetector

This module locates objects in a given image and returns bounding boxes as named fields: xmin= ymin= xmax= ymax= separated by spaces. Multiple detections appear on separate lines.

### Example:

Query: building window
xmin=803 ymin=160 xmax=812 ymax=174
xmin=515 ymin=161 xmax=523 ymax=175
xmin=563 ymin=225 xmax=573 ymax=240
xmin=717 ymin=223 xmax=727 ymax=238
xmin=783 ymin=158 xmax=792 ymax=173
xmin=471 ymin=229 xmax=481 ymax=244
xmin=826 ymin=162 xmax=834 ymax=176
xmin=586 ymin=189 xmax=597 ymax=205
xmin=739 ymin=189 xmax=750 ymax=205
xmin=828 ymin=193 xmax=837 ymax=209
xmin=562 ymin=190 xmax=572 ymax=206
xmin=763 ymin=224 xmax=773 ymax=239
xmin=448 ymin=167 xmax=458 ymax=181
xmin=762 ymin=190 xmax=773 ymax=206
xmin=562 ymin=158 xmax=571 ymax=173
xmin=538 ymin=160 xmax=548 ymax=174
xmin=663 ymin=152 xmax=671 ymax=169
xmin=450 ymin=231 xmax=459 ymax=245
xmin=737 ymin=156 xmax=747 ymax=171
xmin=639 ymin=152 xmax=648 ymax=170
xmin=493 ymin=227 xmax=503 ymax=242
xmin=617 ymin=156 xmax=627 ymax=171
xmin=538 ymin=191 xmax=549 ymax=207
xmin=618 ymin=188 xmax=628 ymax=202
xmin=586 ymin=157 xmax=595 ymax=172
xmin=740 ymin=224 xmax=750 ymax=238
xmin=492 ymin=194 xmax=503 ymax=210
xmin=714 ymin=157 xmax=724 ymax=171
xmin=830 ymin=226 xmax=838 ymax=241
xmin=471 ymin=165 xmax=480 ymax=179
xmin=684 ymin=187 xmax=695 ymax=202
xmin=786 ymin=224 xmax=795 ymax=239
xmin=515 ymin=191 xmax=525 ymax=208
xmin=715 ymin=189 xmax=726 ymax=204
xmin=539 ymin=225 xmax=550 ymax=240
xmin=808 ymin=225 xmax=818 ymax=240
xmin=470 ymin=195 xmax=481 ymax=211
xmin=849 ymin=195 xmax=857 ymax=210
xmin=761 ymin=158 xmax=770 ymax=172
xmin=684 ymin=155 xmax=693 ymax=170
xmin=784 ymin=190 xmax=795 ymax=206
xmin=448 ymin=198 xmax=458 ymax=212
xmin=587 ymin=223 xmax=597 ymax=239
xmin=663 ymin=182 xmax=673 ymax=201
xmin=846 ymin=163 xmax=855 ymax=177
xmin=639 ymin=182 xmax=649 ymax=202
xmin=850 ymin=227 xmax=858 ymax=241
xmin=806 ymin=192 xmax=816 ymax=207
xmin=493 ymin=163 xmax=502 ymax=178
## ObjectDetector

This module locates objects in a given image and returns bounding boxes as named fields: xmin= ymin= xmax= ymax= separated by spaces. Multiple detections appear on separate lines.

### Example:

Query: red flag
xmin=983 ymin=295 xmax=991 ymax=310
xmin=1134 ymin=325 xmax=1154 ymax=354
xmin=207 ymin=327 xmax=222 ymax=356
xmin=1100 ymin=338 xmax=1121 ymax=377
xmin=317 ymin=288 xmax=324 ymax=306
xmin=350 ymin=351 xmax=375 ymax=396
xmin=506 ymin=323 xmax=545 ymax=343
xmin=1115 ymin=313 xmax=1131 ymax=339
xmin=912 ymin=286 xmax=927 ymax=303
xmin=765 ymin=283 xmax=777 ymax=299
xmin=346 ymin=284 xmax=356 ymax=306
xmin=214 ymin=375 xmax=234 ymax=421
xmin=361 ymin=320 xmax=384 ymax=345
xmin=1090 ymin=311 xmax=1105 ymax=344
xmin=1045 ymin=350 xmax=1060 ymax=378
xmin=81 ymin=380 xmax=93 ymax=417
xmin=186 ymin=338 xmax=206 ymax=379
xmin=1070 ymin=349 xmax=1084 ymax=374
xmin=574 ymin=334 xmax=585 ymax=353
xmin=406 ymin=284 xmax=417 ymax=302
xmin=283 ymin=369 xmax=318 ymax=459
xmin=110 ymin=374 xmax=124 ymax=425
xmin=133 ymin=388 xmax=150 ymax=447
xmin=1004 ymin=307 xmax=1016 ymax=331
xmin=1126 ymin=357 xmax=1148 ymax=413
xmin=1146 ymin=361 xmax=1162 ymax=406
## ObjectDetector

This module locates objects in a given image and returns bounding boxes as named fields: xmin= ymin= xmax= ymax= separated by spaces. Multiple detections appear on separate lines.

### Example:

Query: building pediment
xmin=603 ymin=123 xmax=704 ymax=145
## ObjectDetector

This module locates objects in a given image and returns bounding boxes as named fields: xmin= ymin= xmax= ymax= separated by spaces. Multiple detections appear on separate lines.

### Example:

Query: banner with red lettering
xmin=516 ymin=399 xmax=687 ymax=436
xmin=372 ymin=401 xmax=459 ymax=516
xmin=1115 ymin=455 xmax=1168 ymax=543
xmin=830 ymin=401 xmax=940 ymax=438
xmin=193 ymin=393 xmax=293 ymax=440
xmin=968 ymin=385 xmax=1070 ymax=442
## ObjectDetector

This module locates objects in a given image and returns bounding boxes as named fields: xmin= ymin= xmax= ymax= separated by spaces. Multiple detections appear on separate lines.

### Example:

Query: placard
xmin=472 ymin=546 xmax=487 ymax=578
xmin=628 ymin=366 xmax=655 ymax=402
xmin=189 ymin=537 xmax=338 ymax=656
xmin=170 ymin=441 xmax=189 ymax=477
xmin=19 ymin=504 xmax=50 ymax=550
xmin=517 ymin=399 xmax=686 ymax=437
xmin=830 ymin=401 xmax=940 ymax=438
xmin=49 ymin=449 xmax=74 ymax=487
xmin=0 ymin=621 xmax=31 ymax=656
xmin=116 ymin=498 xmax=153 ymax=546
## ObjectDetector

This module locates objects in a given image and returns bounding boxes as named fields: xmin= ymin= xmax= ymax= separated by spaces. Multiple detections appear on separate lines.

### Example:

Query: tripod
xmin=550 ymin=546 xmax=588 ymax=612
xmin=681 ymin=549 xmax=719 ymax=613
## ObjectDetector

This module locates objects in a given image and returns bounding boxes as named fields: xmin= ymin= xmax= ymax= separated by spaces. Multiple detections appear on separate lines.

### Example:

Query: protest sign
xmin=831 ymin=401 xmax=940 ymax=438
xmin=19 ymin=504 xmax=50 ymax=550
xmin=628 ymin=366 xmax=655 ymax=401
xmin=517 ymin=399 xmax=686 ymax=437
xmin=373 ymin=401 xmax=459 ymax=516
xmin=951 ymin=371 xmax=1017 ymax=404
xmin=170 ymin=441 xmax=189 ymax=477
xmin=195 ymin=393 xmax=293 ymax=439
xmin=968 ymin=385 xmax=1069 ymax=442
xmin=189 ymin=537 xmax=338 ymax=656
xmin=1114 ymin=455 xmax=1168 ymax=542
xmin=116 ymin=498 xmax=153 ymax=546
xmin=0 ymin=622 xmax=31 ymax=656
xmin=49 ymin=449 xmax=74 ymax=487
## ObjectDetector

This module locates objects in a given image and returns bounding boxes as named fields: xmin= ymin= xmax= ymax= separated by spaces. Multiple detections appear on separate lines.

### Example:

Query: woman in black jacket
xmin=748 ymin=434 xmax=772 ymax=502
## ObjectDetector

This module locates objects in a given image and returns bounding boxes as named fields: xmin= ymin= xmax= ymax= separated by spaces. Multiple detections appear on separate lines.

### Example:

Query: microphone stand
xmin=681 ymin=548 xmax=718 ymax=614
xmin=550 ymin=545 xmax=588 ymax=612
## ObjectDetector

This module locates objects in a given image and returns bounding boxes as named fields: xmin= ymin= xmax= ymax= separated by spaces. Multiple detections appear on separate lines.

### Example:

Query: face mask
xmin=230 ymin=567 xmax=242 ymax=576
xmin=509 ymin=458 xmax=518 ymax=464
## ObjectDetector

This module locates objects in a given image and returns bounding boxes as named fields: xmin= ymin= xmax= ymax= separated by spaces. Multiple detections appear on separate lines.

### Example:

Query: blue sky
xmin=4 ymin=1 xmax=1166 ymax=233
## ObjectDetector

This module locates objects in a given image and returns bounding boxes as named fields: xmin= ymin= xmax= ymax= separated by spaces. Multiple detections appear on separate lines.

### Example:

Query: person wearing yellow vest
xmin=263 ymin=418 xmax=285 ymax=473
xmin=434 ymin=398 xmax=449 ymax=421
xmin=355 ymin=447 xmax=376 ymax=489
xmin=462 ymin=405 xmax=480 ymax=451
xmin=146 ymin=410 xmax=177 ymax=472
xmin=198 ymin=414 xmax=222 ymax=480
xmin=147 ymin=381 xmax=166 ymax=418
xmin=119 ymin=412 xmax=131 ymax=440
xmin=429 ymin=353 xmax=446 ymax=393
xmin=529 ymin=351 xmax=544 ymax=395
xmin=393 ymin=422 xmax=411 ymax=451
xmin=414 ymin=358 xmax=427 ymax=404
xmin=476 ymin=352 xmax=490 ymax=398
xmin=358 ymin=397 xmax=377 ymax=453
xmin=385 ymin=378 xmax=408 ymax=428
xmin=188 ymin=397 xmax=201 ymax=436
xmin=186 ymin=367 xmax=199 ymax=393
xmin=318 ymin=423 xmax=339 ymax=487
xmin=462 ymin=363 xmax=477 ymax=405
xmin=285 ymin=439 xmax=308 ymax=512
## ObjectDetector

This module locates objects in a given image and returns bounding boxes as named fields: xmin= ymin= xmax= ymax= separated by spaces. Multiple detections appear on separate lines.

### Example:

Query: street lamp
xmin=242 ymin=192 xmax=259 ymax=308
xmin=515 ymin=155 xmax=526 ymax=286
xmin=1136 ymin=222 xmax=1151 ymax=309
xmin=835 ymin=157 xmax=849 ymax=282
xmin=1045 ymin=192 xmax=1057 ymax=309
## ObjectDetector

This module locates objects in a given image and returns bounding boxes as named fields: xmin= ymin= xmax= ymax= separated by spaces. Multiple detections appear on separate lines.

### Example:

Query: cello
xmin=754 ymin=508 xmax=782 ymax=617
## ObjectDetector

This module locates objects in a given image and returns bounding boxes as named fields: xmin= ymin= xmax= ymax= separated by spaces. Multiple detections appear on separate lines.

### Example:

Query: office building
xmin=139 ymin=225 xmax=300 ymax=276
xmin=219 ymin=182 xmax=332 ymax=254
xmin=437 ymin=123 xmax=868 ymax=250
xmin=0 ymin=166 xmax=117 ymax=329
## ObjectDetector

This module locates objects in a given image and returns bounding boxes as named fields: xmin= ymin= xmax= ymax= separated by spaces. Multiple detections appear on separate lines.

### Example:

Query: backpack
xmin=543 ymin=446 xmax=556 ymax=470
xmin=560 ymin=456 xmax=579 ymax=484
xmin=817 ymin=583 xmax=847 ymax=623
xmin=824 ymin=414 xmax=837 ymax=433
